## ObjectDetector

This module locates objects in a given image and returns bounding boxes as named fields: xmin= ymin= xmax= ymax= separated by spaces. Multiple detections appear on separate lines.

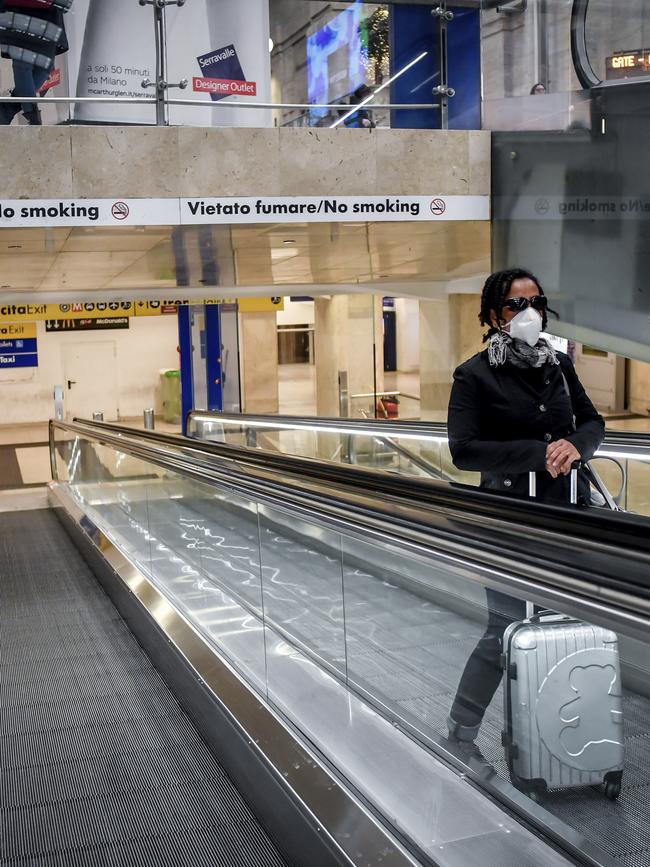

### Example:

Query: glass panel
xmin=50 ymin=424 xmax=650 ymax=865
xmin=53 ymin=430 xmax=267 ymax=692
xmin=189 ymin=415 xmax=450 ymax=479
xmin=340 ymin=528 xmax=649 ymax=866
xmin=480 ymin=0 xmax=593 ymax=132
xmin=585 ymin=0 xmax=650 ymax=83
xmin=258 ymin=503 xmax=346 ymax=676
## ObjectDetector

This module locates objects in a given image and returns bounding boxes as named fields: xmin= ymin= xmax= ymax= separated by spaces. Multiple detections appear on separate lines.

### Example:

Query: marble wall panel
xmin=71 ymin=127 xmax=181 ymax=198
xmin=0 ymin=128 xmax=73 ymax=198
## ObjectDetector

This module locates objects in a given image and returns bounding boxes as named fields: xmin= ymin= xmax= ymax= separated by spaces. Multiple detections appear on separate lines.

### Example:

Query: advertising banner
xmin=68 ymin=0 xmax=271 ymax=127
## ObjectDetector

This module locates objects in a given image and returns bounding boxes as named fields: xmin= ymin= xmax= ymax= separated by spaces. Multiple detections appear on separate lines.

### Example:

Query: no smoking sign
xmin=430 ymin=198 xmax=446 ymax=215
xmin=111 ymin=201 xmax=130 ymax=221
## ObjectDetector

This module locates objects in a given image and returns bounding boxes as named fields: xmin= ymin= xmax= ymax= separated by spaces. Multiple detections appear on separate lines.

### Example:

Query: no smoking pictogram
xmin=430 ymin=198 xmax=446 ymax=216
xmin=112 ymin=201 xmax=130 ymax=221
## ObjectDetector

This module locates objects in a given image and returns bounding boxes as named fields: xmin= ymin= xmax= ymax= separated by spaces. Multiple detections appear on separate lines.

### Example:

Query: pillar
xmin=239 ymin=311 xmax=279 ymax=414
xmin=419 ymin=293 xmax=483 ymax=421
xmin=314 ymin=294 xmax=384 ymax=418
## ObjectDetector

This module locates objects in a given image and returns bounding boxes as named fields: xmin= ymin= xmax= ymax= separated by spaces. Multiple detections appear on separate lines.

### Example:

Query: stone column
xmin=419 ymin=293 xmax=483 ymax=421
xmin=314 ymin=294 xmax=384 ymax=418
xmin=239 ymin=311 xmax=279 ymax=413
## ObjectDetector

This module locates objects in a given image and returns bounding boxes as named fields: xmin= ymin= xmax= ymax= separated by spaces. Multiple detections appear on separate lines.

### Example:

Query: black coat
xmin=448 ymin=349 xmax=605 ymax=504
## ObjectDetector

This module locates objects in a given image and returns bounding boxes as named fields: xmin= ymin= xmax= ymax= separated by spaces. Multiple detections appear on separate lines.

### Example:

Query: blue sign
xmin=0 ymin=351 xmax=38 ymax=368
xmin=0 ymin=338 xmax=37 ymax=353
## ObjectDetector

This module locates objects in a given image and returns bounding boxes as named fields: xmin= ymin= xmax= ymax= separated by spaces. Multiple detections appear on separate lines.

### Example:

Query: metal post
xmin=143 ymin=408 xmax=155 ymax=430
xmin=439 ymin=1 xmax=449 ymax=130
xmin=153 ymin=0 xmax=167 ymax=126
xmin=53 ymin=385 xmax=64 ymax=421
xmin=537 ymin=0 xmax=549 ymax=91
xmin=432 ymin=4 xmax=455 ymax=130
xmin=140 ymin=0 xmax=188 ymax=126
xmin=338 ymin=371 xmax=349 ymax=418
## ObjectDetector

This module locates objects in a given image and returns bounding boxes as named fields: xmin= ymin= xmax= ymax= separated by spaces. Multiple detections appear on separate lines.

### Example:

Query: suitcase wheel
xmin=605 ymin=780 xmax=622 ymax=800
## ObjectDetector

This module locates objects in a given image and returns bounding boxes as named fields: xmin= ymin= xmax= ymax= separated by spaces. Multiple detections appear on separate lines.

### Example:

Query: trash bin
xmin=161 ymin=369 xmax=181 ymax=423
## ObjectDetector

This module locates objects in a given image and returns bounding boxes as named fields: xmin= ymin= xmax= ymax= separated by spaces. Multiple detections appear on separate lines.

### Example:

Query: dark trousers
xmin=12 ymin=60 xmax=50 ymax=113
xmin=450 ymin=589 xmax=527 ymax=730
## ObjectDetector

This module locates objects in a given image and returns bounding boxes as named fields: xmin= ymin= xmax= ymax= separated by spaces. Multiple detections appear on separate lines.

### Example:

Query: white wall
xmin=394 ymin=298 xmax=420 ymax=373
xmin=0 ymin=316 xmax=179 ymax=425
xmin=276 ymin=297 xmax=315 ymax=326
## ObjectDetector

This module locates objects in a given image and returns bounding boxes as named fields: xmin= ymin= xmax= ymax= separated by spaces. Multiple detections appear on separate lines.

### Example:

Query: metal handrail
xmin=186 ymin=411 xmax=650 ymax=508
xmin=0 ymin=95 xmax=438 ymax=110
xmin=186 ymin=410 xmax=650 ymax=453
xmin=50 ymin=418 xmax=650 ymax=634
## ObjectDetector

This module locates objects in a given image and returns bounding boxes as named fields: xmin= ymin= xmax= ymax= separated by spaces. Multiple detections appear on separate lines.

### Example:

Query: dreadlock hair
xmin=479 ymin=267 xmax=557 ymax=343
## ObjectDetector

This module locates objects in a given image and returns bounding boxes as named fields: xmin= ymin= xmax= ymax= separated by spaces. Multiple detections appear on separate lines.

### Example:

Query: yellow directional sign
xmin=0 ymin=303 xmax=131 ymax=322
xmin=239 ymin=297 xmax=284 ymax=313
xmin=0 ymin=322 xmax=37 ymax=338
xmin=0 ymin=297 xmax=284 ymax=323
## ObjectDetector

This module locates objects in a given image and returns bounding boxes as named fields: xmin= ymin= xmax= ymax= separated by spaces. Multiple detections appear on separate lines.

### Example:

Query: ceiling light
xmin=269 ymin=37 xmax=274 ymax=53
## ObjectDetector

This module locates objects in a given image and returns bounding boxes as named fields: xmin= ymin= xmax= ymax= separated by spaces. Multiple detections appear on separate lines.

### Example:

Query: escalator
xmin=1 ymin=508 xmax=288 ymax=867
xmin=186 ymin=411 xmax=648 ymax=515
xmin=35 ymin=416 xmax=650 ymax=867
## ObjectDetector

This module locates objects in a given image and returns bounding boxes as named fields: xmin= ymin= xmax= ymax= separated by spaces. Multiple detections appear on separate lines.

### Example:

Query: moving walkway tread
xmin=0 ymin=508 xmax=288 ymax=867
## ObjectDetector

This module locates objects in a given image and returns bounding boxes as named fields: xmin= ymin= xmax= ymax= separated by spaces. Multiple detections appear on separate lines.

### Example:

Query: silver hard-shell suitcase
xmin=501 ymin=468 xmax=625 ymax=799
xmin=502 ymin=613 xmax=624 ymax=799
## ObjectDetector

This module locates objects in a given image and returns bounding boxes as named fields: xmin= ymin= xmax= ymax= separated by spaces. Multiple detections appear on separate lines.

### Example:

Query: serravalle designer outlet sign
xmin=65 ymin=0 xmax=271 ymax=126
xmin=0 ymin=196 xmax=490 ymax=228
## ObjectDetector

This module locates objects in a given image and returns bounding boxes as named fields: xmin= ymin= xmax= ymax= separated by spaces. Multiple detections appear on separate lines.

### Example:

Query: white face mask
xmin=506 ymin=306 xmax=542 ymax=348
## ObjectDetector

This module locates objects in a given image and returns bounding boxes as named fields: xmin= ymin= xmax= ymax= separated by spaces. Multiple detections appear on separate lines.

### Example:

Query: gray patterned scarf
xmin=488 ymin=331 xmax=560 ymax=369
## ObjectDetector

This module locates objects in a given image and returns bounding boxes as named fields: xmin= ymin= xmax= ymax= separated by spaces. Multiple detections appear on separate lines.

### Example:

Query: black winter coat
xmin=448 ymin=349 xmax=605 ymax=504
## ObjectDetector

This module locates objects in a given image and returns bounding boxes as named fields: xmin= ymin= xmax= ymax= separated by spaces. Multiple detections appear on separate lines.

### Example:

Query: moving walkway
xmin=9 ymin=417 xmax=650 ymax=866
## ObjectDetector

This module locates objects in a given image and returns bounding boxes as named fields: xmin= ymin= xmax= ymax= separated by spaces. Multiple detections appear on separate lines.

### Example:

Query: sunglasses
xmin=502 ymin=295 xmax=548 ymax=313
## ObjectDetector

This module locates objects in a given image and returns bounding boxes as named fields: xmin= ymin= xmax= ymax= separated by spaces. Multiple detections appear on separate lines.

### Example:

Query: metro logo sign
xmin=195 ymin=43 xmax=256 ymax=101
xmin=193 ymin=77 xmax=257 ymax=97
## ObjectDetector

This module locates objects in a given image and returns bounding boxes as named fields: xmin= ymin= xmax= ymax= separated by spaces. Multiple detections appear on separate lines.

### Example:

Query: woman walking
xmin=446 ymin=267 xmax=605 ymax=746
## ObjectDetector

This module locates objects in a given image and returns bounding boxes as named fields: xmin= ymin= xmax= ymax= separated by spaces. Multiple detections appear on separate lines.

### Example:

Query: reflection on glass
xmin=258 ymin=503 xmax=346 ymax=676
xmin=339 ymin=529 xmax=647 ymax=864
xmin=50 ymin=422 xmax=650 ymax=865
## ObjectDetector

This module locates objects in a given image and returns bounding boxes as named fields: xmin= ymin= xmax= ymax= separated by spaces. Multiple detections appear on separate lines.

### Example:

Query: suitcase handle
xmin=526 ymin=609 xmax=573 ymax=623
xmin=529 ymin=462 xmax=581 ymax=503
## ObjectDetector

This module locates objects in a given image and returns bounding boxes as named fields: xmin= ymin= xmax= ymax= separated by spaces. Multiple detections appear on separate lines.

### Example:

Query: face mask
xmin=506 ymin=306 xmax=542 ymax=348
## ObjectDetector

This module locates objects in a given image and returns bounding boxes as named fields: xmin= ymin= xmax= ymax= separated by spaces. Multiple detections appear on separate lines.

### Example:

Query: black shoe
xmin=447 ymin=733 xmax=488 ymax=764
xmin=23 ymin=108 xmax=42 ymax=126
xmin=0 ymin=101 xmax=20 ymax=125
xmin=445 ymin=733 xmax=497 ymax=782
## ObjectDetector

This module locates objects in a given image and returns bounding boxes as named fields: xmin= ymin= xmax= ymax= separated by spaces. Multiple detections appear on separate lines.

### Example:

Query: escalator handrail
xmin=51 ymin=419 xmax=650 ymax=640
xmin=186 ymin=410 xmax=650 ymax=453
xmin=64 ymin=417 xmax=650 ymax=550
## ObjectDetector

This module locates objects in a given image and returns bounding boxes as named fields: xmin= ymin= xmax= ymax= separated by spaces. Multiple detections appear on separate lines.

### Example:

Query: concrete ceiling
xmin=0 ymin=221 xmax=490 ymax=303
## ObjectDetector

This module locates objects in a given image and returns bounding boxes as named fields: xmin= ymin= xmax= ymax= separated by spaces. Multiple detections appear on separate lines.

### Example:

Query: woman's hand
xmin=546 ymin=439 xmax=581 ymax=477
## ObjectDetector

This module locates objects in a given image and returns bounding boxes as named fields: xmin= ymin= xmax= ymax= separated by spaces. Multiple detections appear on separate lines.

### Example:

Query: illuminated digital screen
xmin=606 ymin=50 xmax=650 ymax=79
